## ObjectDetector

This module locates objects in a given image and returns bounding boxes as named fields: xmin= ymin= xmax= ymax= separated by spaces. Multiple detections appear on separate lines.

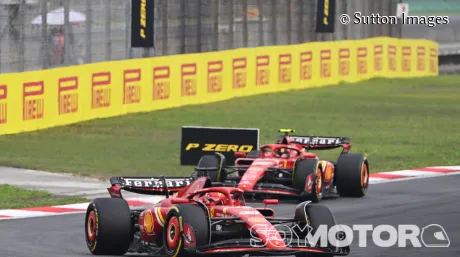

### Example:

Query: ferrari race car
xmin=85 ymin=176 xmax=350 ymax=256
xmin=194 ymin=129 xmax=369 ymax=202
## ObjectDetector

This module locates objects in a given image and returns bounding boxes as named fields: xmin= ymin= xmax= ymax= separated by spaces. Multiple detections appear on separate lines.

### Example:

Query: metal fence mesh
xmin=0 ymin=0 xmax=457 ymax=74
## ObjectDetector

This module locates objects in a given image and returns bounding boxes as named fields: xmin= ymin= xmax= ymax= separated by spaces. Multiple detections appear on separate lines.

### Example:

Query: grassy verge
xmin=0 ymin=184 xmax=88 ymax=209
xmin=0 ymin=76 xmax=459 ymax=178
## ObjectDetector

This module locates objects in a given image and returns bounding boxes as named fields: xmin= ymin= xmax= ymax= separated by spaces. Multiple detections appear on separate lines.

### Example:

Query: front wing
xmin=191 ymin=238 xmax=350 ymax=256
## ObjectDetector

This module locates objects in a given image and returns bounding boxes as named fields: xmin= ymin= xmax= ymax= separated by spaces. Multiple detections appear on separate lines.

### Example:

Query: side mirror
xmin=263 ymin=199 xmax=279 ymax=205
xmin=234 ymin=152 xmax=247 ymax=158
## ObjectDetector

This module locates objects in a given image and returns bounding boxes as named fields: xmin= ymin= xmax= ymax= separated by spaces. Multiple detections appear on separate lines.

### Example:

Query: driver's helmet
xmin=200 ymin=192 xmax=227 ymax=206
xmin=274 ymin=147 xmax=289 ymax=158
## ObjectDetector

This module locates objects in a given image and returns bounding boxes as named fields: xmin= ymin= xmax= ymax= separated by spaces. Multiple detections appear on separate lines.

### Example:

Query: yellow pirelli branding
xmin=0 ymin=85 xmax=7 ymax=124
xmin=185 ymin=143 xmax=253 ymax=152
xmin=256 ymin=55 xmax=269 ymax=86
xmin=153 ymin=66 xmax=171 ymax=100
xmin=58 ymin=76 xmax=78 ymax=115
xmin=278 ymin=54 xmax=292 ymax=84
xmin=181 ymin=63 xmax=197 ymax=96
xmin=207 ymin=61 xmax=223 ymax=93
xmin=300 ymin=51 xmax=312 ymax=81
xmin=233 ymin=58 xmax=247 ymax=89
xmin=91 ymin=72 xmax=111 ymax=109
xmin=23 ymin=81 xmax=45 ymax=121
xmin=123 ymin=69 xmax=141 ymax=104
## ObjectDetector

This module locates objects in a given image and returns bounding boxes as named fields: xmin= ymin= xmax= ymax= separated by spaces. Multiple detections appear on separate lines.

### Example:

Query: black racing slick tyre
xmin=293 ymin=158 xmax=323 ymax=202
xmin=196 ymin=153 xmax=227 ymax=182
xmin=85 ymin=198 xmax=133 ymax=255
xmin=294 ymin=203 xmax=338 ymax=257
xmin=335 ymin=153 xmax=369 ymax=197
xmin=163 ymin=204 xmax=210 ymax=257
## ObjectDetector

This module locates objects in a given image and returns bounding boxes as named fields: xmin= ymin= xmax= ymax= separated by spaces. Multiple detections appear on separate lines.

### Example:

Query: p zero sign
xmin=180 ymin=126 xmax=259 ymax=165
xmin=131 ymin=0 xmax=154 ymax=47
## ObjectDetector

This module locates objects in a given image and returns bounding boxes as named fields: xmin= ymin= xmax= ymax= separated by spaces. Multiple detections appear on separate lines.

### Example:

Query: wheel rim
xmin=361 ymin=163 xmax=369 ymax=188
xmin=86 ymin=211 xmax=97 ymax=242
xmin=166 ymin=216 xmax=180 ymax=250
xmin=316 ymin=168 xmax=322 ymax=195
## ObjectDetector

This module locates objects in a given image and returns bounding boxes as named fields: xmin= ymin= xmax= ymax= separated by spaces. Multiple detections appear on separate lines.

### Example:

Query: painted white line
xmin=430 ymin=166 xmax=460 ymax=170
xmin=368 ymin=171 xmax=460 ymax=184
xmin=0 ymin=211 xmax=85 ymax=221
xmin=369 ymin=177 xmax=391 ymax=184
xmin=376 ymin=170 xmax=445 ymax=177
xmin=0 ymin=209 xmax=56 ymax=218
xmin=52 ymin=202 xmax=90 ymax=210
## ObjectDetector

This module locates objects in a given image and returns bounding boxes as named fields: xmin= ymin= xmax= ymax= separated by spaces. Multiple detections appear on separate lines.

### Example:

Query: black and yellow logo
xmin=185 ymin=143 xmax=253 ymax=152
xmin=140 ymin=0 xmax=147 ymax=38
xmin=323 ymin=0 xmax=330 ymax=25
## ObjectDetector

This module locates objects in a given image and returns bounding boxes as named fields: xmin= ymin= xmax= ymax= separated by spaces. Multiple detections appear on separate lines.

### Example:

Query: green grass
xmin=0 ymin=76 xmax=459 ymax=178
xmin=0 ymin=184 xmax=88 ymax=209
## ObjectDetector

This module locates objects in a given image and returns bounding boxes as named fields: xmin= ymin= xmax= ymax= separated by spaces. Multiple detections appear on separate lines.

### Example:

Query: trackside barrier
xmin=0 ymin=37 xmax=438 ymax=136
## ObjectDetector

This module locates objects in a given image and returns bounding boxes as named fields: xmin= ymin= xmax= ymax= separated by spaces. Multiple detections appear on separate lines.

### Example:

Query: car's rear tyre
xmin=335 ymin=153 xmax=369 ymax=197
xmin=163 ymin=204 xmax=210 ymax=257
xmin=294 ymin=203 xmax=339 ymax=257
xmin=196 ymin=153 xmax=227 ymax=182
xmin=85 ymin=198 xmax=132 ymax=255
xmin=293 ymin=159 xmax=323 ymax=202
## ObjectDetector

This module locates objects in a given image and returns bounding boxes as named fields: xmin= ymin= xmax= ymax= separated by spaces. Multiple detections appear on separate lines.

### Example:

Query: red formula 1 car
xmin=194 ymin=129 xmax=369 ymax=202
xmin=85 ymin=176 xmax=350 ymax=256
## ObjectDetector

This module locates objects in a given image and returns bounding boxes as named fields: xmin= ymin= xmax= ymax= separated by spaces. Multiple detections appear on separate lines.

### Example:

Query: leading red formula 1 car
xmin=194 ymin=129 xmax=369 ymax=203
xmin=85 ymin=176 xmax=350 ymax=256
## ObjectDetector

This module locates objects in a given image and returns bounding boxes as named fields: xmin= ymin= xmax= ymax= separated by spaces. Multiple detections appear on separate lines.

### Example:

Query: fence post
xmin=125 ymin=0 xmax=132 ymax=59
xmin=17 ymin=1 xmax=25 ymax=71
xmin=180 ymin=0 xmax=186 ymax=54
xmin=257 ymin=0 xmax=264 ymax=46
xmin=212 ymin=0 xmax=219 ymax=51
xmin=63 ymin=0 xmax=70 ymax=66
xmin=271 ymin=0 xmax=277 ymax=45
xmin=305 ymin=0 xmax=315 ymax=42
xmin=228 ymin=0 xmax=234 ymax=49
xmin=396 ymin=0 xmax=403 ymax=38
xmin=197 ymin=0 xmax=202 ymax=53
xmin=243 ymin=0 xmax=248 ymax=48
xmin=41 ymin=0 xmax=48 ymax=69
xmin=388 ymin=0 xmax=394 ymax=37
xmin=287 ymin=0 xmax=292 ymax=44
xmin=104 ymin=0 xmax=111 ymax=60
xmin=296 ymin=0 xmax=303 ymax=43
xmin=85 ymin=0 xmax=92 ymax=63
xmin=162 ymin=0 xmax=169 ymax=55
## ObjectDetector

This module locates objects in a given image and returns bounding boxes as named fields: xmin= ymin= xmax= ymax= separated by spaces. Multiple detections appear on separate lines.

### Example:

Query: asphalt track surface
xmin=1 ymin=175 xmax=459 ymax=257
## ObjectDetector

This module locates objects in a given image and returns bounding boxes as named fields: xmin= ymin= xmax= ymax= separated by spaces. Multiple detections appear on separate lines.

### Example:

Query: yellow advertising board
xmin=0 ymin=37 xmax=438 ymax=135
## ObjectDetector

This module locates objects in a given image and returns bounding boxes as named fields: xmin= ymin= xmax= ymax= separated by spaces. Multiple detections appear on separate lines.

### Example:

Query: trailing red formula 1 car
xmin=85 ymin=176 xmax=350 ymax=256
xmin=194 ymin=129 xmax=369 ymax=202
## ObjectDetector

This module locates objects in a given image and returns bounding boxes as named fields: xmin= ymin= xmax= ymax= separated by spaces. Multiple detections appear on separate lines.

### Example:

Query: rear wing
xmin=289 ymin=136 xmax=351 ymax=152
xmin=108 ymin=176 xmax=193 ymax=198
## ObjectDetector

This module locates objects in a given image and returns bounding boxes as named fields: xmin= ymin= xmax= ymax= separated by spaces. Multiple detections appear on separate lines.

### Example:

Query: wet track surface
xmin=1 ymin=175 xmax=459 ymax=257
